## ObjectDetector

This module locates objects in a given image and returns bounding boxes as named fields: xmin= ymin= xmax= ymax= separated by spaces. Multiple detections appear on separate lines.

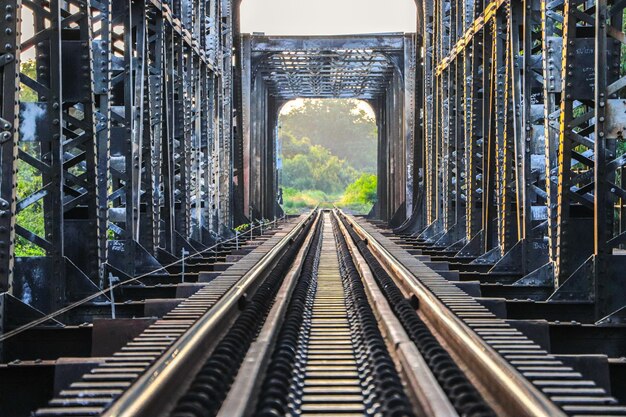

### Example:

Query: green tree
xmin=282 ymin=141 xmax=358 ymax=194
xmin=280 ymin=99 xmax=377 ymax=173
xmin=16 ymin=59 xmax=46 ymax=256
xmin=281 ymin=131 xmax=312 ymax=159
xmin=283 ymin=154 xmax=314 ymax=190
xmin=20 ymin=59 xmax=38 ymax=102
xmin=342 ymin=173 xmax=378 ymax=205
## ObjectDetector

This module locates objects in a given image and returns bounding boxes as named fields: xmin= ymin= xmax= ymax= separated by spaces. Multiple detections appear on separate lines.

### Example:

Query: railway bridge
xmin=1 ymin=0 xmax=626 ymax=415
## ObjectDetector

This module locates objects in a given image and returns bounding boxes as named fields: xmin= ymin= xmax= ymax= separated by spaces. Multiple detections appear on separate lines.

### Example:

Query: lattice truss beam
xmin=0 ymin=0 xmax=235 ymax=313
xmin=412 ymin=0 xmax=626 ymax=319
xmin=250 ymin=36 xmax=404 ymax=100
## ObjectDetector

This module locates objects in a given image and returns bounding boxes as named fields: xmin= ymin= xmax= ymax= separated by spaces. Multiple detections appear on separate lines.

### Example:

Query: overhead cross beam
xmin=249 ymin=34 xmax=405 ymax=100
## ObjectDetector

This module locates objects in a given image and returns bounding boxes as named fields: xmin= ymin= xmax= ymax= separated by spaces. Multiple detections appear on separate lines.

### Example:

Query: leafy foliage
xmin=282 ymin=137 xmax=358 ymax=194
xmin=282 ymin=187 xmax=339 ymax=214
xmin=234 ymin=223 xmax=250 ymax=233
xmin=281 ymin=132 xmax=312 ymax=159
xmin=15 ymin=60 xmax=46 ymax=256
xmin=279 ymin=99 xmax=378 ymax=215
xmin=20 ymin=59 xmax=38 ymax=102
xmin=15 ymin=158 xmax=45 ymax=256
xmin=341 ymin=173 xmax=377 ymax=205
xmin=339 ymin=173 xmax=378 ymax=214
xmin=280 ymin=99 xmax=377 ymax=173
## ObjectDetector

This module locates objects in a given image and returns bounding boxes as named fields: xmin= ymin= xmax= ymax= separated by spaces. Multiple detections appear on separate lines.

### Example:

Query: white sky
xmin=240 ymin=0 xmax=417 ymax=35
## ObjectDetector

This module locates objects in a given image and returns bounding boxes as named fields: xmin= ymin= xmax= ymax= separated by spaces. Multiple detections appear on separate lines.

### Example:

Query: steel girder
xmin=542 ymin=0 xmax=564 ymax=278
xmin=102 ymin=0 xmax=232 ymax=276
xmin=240 ymin=34 xmax=418 ymax=223
xmin=404 ymin=34 xmax=418 ymax=215
xmin=413 ymin=0 xmax=626 ymax=319
xmin=423 ymin=0 xmax=436 ymax=228
xmin=1 ymin=0 xmax=235 ymax=315
xmin=0 ymin=0 xmax=20 ymax=293
xmin=13 ymin=0 xmax=101 ymax=312
xmin=550 ymin=0 xmax=626 ymax=318
xmin=248 ymin=35 xmax=405 ymax=101
xmin=421 ymin=0 xmax=548 ymax=264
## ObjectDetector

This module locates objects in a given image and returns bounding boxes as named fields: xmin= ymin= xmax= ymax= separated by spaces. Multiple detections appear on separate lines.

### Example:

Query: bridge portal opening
xmin=277 ymin=99 xmax=378 ymax=215
xmin=240 ymin=33 xmax=417 ymax=223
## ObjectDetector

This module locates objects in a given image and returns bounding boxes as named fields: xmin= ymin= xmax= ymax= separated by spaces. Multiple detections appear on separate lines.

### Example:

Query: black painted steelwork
xmin=240 ymin=34 xmax=419 ymax=223
xmin=0 ymin=0 xmax=20 ymax=293
xmin=2 ymin=0 xmax=236 ymax=320
xmin=332 ymin=215 xmax=417 ymax=416
xmin=1 ymin=0 xmax=626 ymax=364
xmin=398 ymin=0 xmax=626 ymax=321
xmin=253 ymin=213 xmax=415 ymax=417
xmin=253 ymin=214 xmax=323 ymax=416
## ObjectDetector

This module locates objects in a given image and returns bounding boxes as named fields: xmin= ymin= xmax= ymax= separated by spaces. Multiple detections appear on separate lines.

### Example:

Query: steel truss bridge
xmin=1 ymin=0 xmax=626 ymax=414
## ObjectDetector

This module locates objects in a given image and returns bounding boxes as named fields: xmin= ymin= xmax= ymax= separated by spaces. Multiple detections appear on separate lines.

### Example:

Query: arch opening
xmin=277 ymin=99 xmax=378 ymax=215
xmin=239 ymin=33 xmax=416 ymax=223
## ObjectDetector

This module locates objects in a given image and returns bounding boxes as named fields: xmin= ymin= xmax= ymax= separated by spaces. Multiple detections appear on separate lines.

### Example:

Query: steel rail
xmin=332 ymin=210 xmax=458 ymax=417
xmin=237 ymin=211 xmax=415 ymax=416
xmin=217 ymin=211 xmax=322 ymax=417
xmin=101 ymin=211 xmax=316 ymax=417
xmin=337 ymin=210 xmax=566 ymax=417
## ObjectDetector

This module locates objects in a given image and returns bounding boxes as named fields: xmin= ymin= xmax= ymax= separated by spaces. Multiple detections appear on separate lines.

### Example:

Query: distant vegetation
xmin=279 ymin=99 xmax=378 ymax=215
xmin=339 ymin=173 xmax=377 ymax=213
xmin=281 ymin=134 xmax=357 ymax=194
xmin=17 ymin=60 xmax=45 ymax=256
xmin=280 ymin=99 xmax=377 ymax=173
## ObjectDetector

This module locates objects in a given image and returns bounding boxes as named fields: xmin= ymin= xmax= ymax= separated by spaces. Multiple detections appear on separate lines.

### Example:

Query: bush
xmin=338 ymin=174 xmax=377 ymax=215
xmin=341 ymin=173 xmax=377 ymax=205
xmin=282 ymin=187 xmax=341 ymax=214
xmin=282 ymin=142 xmax=357 ymax=194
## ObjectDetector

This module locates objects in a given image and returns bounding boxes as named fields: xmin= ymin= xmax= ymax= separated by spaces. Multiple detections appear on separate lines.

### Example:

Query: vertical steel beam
xmin=541 ymin=0 xmax=563 ymax=273
xmin=16 ymin=0 xmax=100 ymax=309
xmin=498 ymin=0 xmax=519 ymax=254
xmin=92 ymin=0 xmax=112 ymax=286
xmin=404 ymin=35 xmax=417 ymax=216
xmin=423 ymin=0 xmax=436 ymax=227
xmin=465 ymin=0 xmax=484 ymax=245
xmin=483 ymin=15 xmax=498 ymax=251
xmin=162 ymin=22 xmax=177 ymax=254
xmin=0 ymin=0 xmax=20 ymax=291
xmin=595 ymin=0 xmax=609 ymax=315
xmin=556 ymin=0 xmax=602 ymax=283
xmin=143 ymin=6 xmax=164 ymax=254
xmin=592 ymin=0 xmax=626 ymax=317
xmin=108 ymin=0 xmax=147 ymax=273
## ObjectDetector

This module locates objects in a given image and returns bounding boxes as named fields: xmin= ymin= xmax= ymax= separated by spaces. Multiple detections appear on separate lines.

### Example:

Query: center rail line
xmin=249 ymin=213 xmax=414 ymax=417
xmin=33 ymin=209 xmax=626 ymax=416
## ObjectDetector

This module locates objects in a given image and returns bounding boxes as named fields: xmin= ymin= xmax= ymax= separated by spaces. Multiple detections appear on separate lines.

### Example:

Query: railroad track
xmin=31 ymin=210 xmax=626 ymax=416
xmin=249 ymin=213 xmax=414 ymax=417
xmin=33 ymin=213 xmax=317 ymax=416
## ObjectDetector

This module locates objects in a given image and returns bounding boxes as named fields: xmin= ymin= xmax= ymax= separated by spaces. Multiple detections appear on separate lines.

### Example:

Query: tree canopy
xmin=278 ymin=99 xmax=378 ymax=214
xmin=279 ymin=99 xmax=377 ymax=173
xmin=281 ymin=133 xmax=357 ymax=194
